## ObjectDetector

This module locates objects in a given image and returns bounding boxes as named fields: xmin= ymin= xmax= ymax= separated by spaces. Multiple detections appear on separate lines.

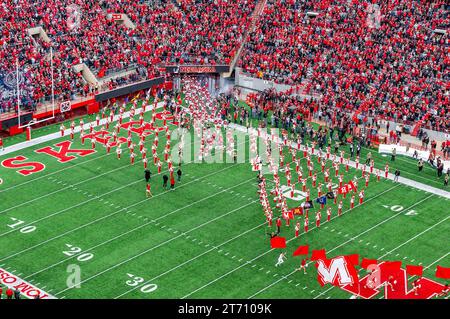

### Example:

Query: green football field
xmin=0 ymin=102 xmax=448 ymax=299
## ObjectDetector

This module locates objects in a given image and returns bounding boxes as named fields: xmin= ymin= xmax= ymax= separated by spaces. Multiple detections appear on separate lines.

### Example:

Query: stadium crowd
xmin=239 ymin=0 xmax=449 ymax=132
xmin=0 ymin=0 xmax=256 ymax=114
xmin=0 ymin=0 xmax=448 ymax=135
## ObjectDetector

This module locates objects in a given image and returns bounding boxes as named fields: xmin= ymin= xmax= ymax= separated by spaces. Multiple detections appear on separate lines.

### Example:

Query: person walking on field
xmin=162 ymin=175 xmax=168 ymax=189
xmin=177 ymin=166 xmax=182 ymax=182
xmin=394 ymin=169 xmax=400 ymax=182
xmin=418 ymin=159 xmax=424 ymax=172
xmin=146 ymin=183 xmax=152 ymax=198
xmin=170 ymin=174 xmax=175 ymax=190
xmin=145 ymin=169 xmax=151 ymax=183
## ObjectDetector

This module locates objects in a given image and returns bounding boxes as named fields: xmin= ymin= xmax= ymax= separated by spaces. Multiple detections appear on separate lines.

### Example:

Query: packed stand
xmin=239 ymin=0 xmax=449 ymax=132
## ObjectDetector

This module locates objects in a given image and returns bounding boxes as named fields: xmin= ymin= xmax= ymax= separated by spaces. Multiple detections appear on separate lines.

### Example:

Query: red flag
xmin=383 ymin=261 xmax=402 ymax=272
xmin=288 ymin=211 xmax=294 ymax=220
xmin=270 ymin=236 xmax=286 ymax=249
xmin=406 ymin=265 xmax=423 ymax=277
xmin=310 ymin=249 xmax=327 ymax=261
xmin=292 ymin=245 xmax=309 ymax=257
xmin=316 ymin=255 xmax=359 ymax=287
xmin=348 ymin=180 xmax=356 ymax=192
xmin=292 ymin=207 xmax=303 ymax=215
xmin=338 ymin=185 xmax=349 ymax=195
xmin=347 ymin=254 xmax=360 ymax=266
xmin=361 ymin=258 xmax=378 ymax=269
xmin=435 ymin=265 xmax=450 ymax=279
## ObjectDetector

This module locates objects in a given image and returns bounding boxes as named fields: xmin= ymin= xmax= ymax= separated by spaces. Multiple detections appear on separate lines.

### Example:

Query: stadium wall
xmin=234 ymin=67 xmax=317 ymax=100
xmin=95 ymin=77 xmax=165 ymax=102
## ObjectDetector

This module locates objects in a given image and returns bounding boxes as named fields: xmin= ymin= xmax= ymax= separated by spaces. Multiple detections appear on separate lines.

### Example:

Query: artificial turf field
xmin=0 ymin=101 xmax=448 ymax=299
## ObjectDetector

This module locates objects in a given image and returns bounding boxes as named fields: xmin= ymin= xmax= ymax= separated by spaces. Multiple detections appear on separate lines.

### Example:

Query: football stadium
xmin=0 ymin=0 xmax=448 ymax=306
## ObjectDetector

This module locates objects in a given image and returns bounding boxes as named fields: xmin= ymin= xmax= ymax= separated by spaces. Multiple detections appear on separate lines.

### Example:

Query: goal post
xmin=17 ymin=47 xmax=56 ymax=129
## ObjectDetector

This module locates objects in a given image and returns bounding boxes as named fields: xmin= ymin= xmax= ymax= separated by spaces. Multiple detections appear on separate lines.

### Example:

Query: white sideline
xmin=0 ymin=119 xmax=195 ymax=215
xmin=378 ymin=144 xmax=450 ymax=171
xmin=0 ymin=102 xmax=164 ymax=156
xmin=180 ymin=184 xmax=401 ymax=299
xmin=229 ymin=123 xmax=450 ymax=199
xmin=0 ymin=102 xmax=164 ymax=194
xmin=54 ymin=199 xmax=260 ymax=296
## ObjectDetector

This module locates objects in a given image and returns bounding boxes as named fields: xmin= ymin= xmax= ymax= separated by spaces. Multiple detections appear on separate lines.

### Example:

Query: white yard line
xmin=0 ymin=165 xmax=246 ymax=262
xmin=114 ymin=221 xmax=266 ymax=299
xmin=0 ymin=162 xmax=134 ymax=215
xmin=54 ymin=200 xmax=260 ymax=296
xmin=20 ymin=178 xmax=256 ymax=275
xmin=180 ymin=183 xmax=400 ymax=299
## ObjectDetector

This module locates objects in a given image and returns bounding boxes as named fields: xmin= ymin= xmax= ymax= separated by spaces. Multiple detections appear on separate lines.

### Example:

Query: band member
xmin=146 ymin=183 xmax=152 ymax=198
xmin=304 ymin=216 xmax=309 ymax=233
xmin=297 ymin=258 xmax=308 ymax=274
xmin=316 ymin=211 xmax=321 ymax=228
xmin=359 ymin=190 xmax=365 ymax=204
